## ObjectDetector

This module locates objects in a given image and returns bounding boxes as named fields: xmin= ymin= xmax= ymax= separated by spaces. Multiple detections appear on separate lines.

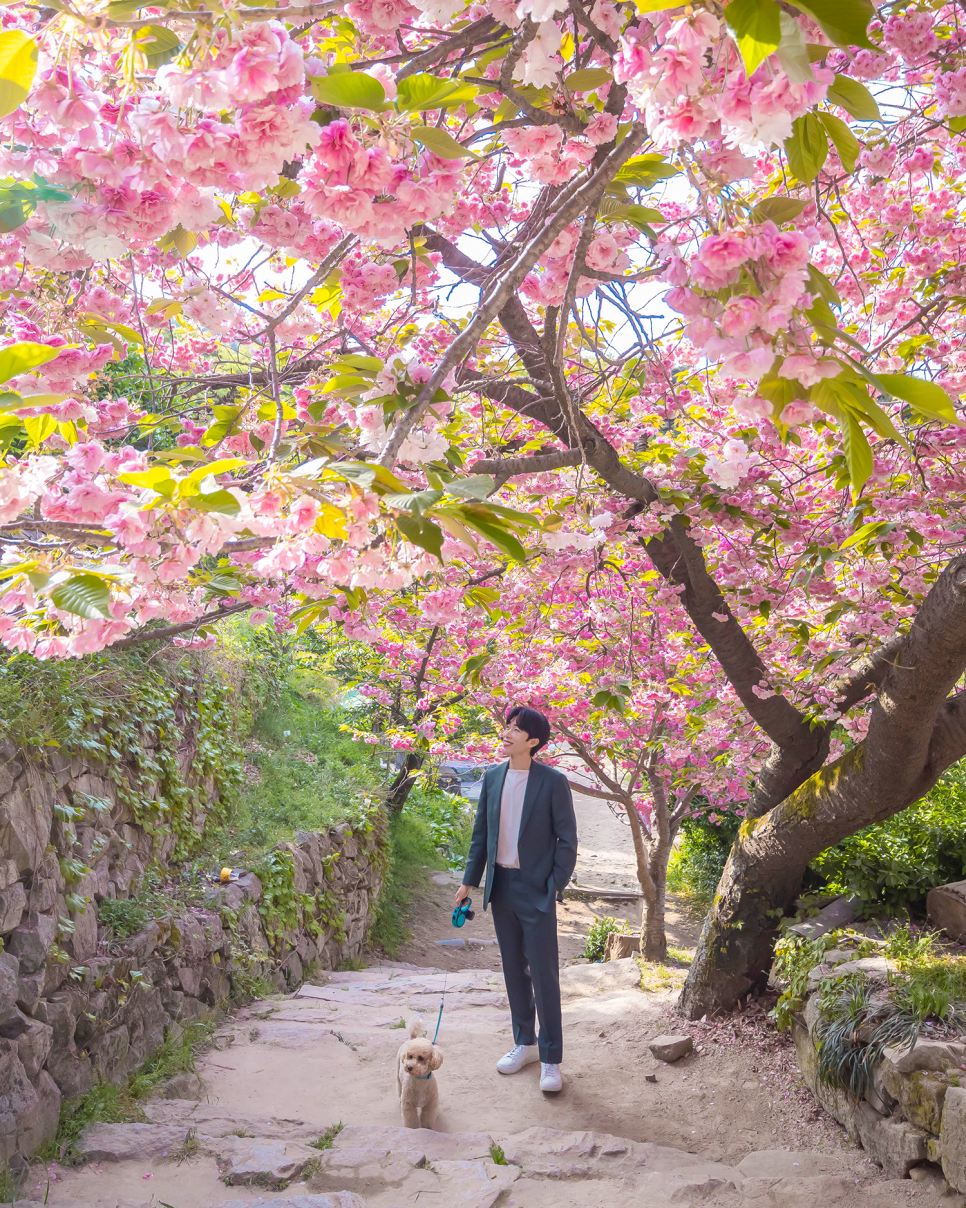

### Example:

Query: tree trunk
xmin=623 ymin=800 xmax=670 ymax=962
xmin=640 ymin=856 xmax=667 ymax=962
xmin=385 ymin=753 xmax=424 ymax=815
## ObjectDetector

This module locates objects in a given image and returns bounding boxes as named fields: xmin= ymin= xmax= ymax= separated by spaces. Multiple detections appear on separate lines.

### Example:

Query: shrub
xmin=810 ymin=764 xmax=966 ymax=912
xmin=666 ymin=811 xmax=741 ymax=906
xmin=583 ymin=915 xmax=631 ymax=962
xmin=99 ymin=897 xmax=149 ymax=939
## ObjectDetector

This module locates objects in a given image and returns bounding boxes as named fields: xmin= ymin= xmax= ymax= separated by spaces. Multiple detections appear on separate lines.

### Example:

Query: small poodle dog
xmin=396 ymin=1019 xmax=443 ymax=1129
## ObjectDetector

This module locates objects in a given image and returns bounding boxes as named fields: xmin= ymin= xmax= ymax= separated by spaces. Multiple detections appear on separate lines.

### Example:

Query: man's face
xmin=501 ymin=719 xmax=539 ymax=759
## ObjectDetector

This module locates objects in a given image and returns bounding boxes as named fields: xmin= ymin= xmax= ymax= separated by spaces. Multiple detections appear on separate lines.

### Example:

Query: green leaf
xmin=818 ymin=111 xmax=860 ymax=173
xmin=384 ymin=488 xmax=443 ymax=514
xmin=837 ymin=410 xmax=873 ymax=497
xmin=394 ymin=513 xmax=444 ymax=561
xmin=445 ymin=474 xmax=495 ymax=500
xmin=724 ymin=0 xmax=783 ymax=76
xmin=840 ymin=520 xmax=895 ymax=551
xmin=0 ymin=341 xmax=61 ymax=385
xmin=133 ymin=25 xmax=180 ymax=69
xmin=784 ymin=112 xmax=829 ymax=183
xmin=564 ymin=67 xmax=613 ymax=91
xmin=458 ymin=651 xmax=491 ymax=685
xmin=108 ymin=0 xmax=167 ymax=15
xmin=807 ymin=264 xmax=841 ymax=307
xmin=786 ymin=0 xmax=875 ymax=49
xmin=329 ymin=461 xmax=376 ymax=489
xmin=625 ymin=204 xmax=667 ymax=231
xmin=827 ymin=73 xmax=881 ymax=122
xmin=611 ymin=154 xmax=679 ymax=188
xmin=185 ymin=488 xmax=240 ymax=515
xmin=50 ymin=574 xmax=111 ymax=620
xmin=337 ymin=353 xmax=383 ymax=373
xmin=411 ymin=125 xmax=475 ymax=159
xmin=309 ymin=72 xmax=386 ymax=111
xmin=118 ymin=466 xmax=177 ymax=497
xmin=775 ymin=10 xmax=814 ymax=83
xmin=751 ymin=197 xmax=808 ymax=224
xmin=876 ymin=374 xmax=962 ymax=425
xmin=0 ymin=31 xmax=37 ymax=119
xmin=758 ymin=360 xmax=803 ymax=422
xmin=23 ymin=413 xmax=55 ymax=446
xmin=457 ymin=505 xmax=527 ymax=563
xmin=396 ymin=73 xmax=477 ymax=111
xmin=202 ymin=404 xmax=246 ymax=448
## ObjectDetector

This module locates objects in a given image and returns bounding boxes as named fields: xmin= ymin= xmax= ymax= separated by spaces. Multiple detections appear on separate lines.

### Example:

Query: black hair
xmin=506 ymin=706 xmax=551 ymax=753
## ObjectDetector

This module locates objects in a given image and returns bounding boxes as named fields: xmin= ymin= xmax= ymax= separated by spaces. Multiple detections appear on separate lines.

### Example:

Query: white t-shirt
xmin=496 ymin=768 xmax=530 ymax=868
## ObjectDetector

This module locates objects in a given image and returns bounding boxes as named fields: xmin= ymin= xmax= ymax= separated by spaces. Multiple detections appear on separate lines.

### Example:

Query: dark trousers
xmin=490 ymin=865 xmax=563 ymax=1063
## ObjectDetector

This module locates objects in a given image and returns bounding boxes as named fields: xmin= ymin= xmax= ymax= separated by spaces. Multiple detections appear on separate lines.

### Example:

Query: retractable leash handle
xmin=452 ymin=897 xmax=475 ymax=928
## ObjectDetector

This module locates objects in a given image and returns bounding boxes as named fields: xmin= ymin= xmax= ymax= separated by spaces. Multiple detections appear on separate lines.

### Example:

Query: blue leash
xmin=432 ymin=969 xmax=448 ymax=1044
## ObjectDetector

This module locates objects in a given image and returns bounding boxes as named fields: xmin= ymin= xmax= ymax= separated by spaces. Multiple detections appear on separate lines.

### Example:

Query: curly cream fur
xmin=396 ymin=1018 xmax=443 ymax=1129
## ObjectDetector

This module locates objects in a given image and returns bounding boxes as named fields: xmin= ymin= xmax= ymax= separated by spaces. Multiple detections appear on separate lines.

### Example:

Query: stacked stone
xmin=0 ymin=740 xmax=386 ymax=1164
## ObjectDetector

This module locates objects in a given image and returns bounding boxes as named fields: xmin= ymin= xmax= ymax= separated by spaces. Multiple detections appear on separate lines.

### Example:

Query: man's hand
xmin=455 ymin=884 xmax=472 ymax=907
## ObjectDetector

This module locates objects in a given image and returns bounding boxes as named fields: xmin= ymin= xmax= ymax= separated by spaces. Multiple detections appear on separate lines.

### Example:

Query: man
xmin=455 ymin=706 xmax=578 ymax=1093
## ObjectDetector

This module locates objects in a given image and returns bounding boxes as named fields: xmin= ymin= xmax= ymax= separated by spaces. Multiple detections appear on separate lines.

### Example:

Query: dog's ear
xmin=409 ymin=1018 xmax=426 ymax=1039
xmin=430 ymin=1046 xmax=443 ymax=1070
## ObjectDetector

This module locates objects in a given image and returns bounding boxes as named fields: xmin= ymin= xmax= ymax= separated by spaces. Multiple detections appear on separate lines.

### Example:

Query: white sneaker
xmin=496 ymin=1043 xmax=539 ymax=1074
xmin=540 ymin=1062 xmax=563 ymax=1092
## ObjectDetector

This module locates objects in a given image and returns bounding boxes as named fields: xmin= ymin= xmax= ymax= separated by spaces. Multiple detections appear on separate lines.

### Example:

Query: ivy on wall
xmin=0 ymin=648 xmax=244 ymax=858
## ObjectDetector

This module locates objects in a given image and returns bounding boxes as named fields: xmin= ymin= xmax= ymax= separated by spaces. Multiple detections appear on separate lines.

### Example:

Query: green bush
xmin=666 ymin=812 xmax=741 ymax=906
xmin=810 ymin=764 xmax=966 ymax=911
xmin=98 ymin=898 xmax=149 ymax=939
xmin=583 ymin=915 xmax=631 ymax=962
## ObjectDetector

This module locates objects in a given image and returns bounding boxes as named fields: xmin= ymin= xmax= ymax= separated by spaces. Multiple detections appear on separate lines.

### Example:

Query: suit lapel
xmin=488 ymin=761 xmax=509 ymax=863
xmin=518 ymin=760 xmax=544 ymax=843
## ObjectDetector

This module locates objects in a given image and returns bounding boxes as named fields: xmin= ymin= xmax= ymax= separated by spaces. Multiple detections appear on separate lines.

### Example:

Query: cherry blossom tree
xmin=2 ymin=0 xmax=966 ymax=1011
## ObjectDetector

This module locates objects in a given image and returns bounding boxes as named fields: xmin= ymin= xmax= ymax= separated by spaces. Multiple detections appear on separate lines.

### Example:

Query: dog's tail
xmin=408 ymin=1018 xmax=426 ymax=1039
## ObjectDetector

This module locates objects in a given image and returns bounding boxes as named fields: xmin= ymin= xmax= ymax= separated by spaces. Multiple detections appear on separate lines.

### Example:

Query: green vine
xmin=252 ymin=848 xmax=352 ymax=950
xmin=0 ymin=649 xmax=243 ymax=859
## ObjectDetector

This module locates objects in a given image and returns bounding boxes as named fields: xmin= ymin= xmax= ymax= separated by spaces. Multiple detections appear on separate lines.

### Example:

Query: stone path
xmin=43 ymin=961 xmax=935 ymax=1208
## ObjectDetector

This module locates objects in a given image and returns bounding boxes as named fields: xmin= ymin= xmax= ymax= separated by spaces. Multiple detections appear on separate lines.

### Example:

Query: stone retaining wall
xmin=0 ymin=735 xmax=387 ymax=1166
xmin=793 ymin=960 xmax=966 ymax=1188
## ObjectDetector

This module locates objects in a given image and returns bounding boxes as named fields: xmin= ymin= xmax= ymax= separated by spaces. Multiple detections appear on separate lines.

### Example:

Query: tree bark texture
xmin=679 ymin=556 xmax=966 ymax=1018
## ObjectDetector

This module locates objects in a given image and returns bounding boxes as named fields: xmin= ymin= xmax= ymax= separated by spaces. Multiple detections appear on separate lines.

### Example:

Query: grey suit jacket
xmin=462 ymin=760 xmax=578 ymax=911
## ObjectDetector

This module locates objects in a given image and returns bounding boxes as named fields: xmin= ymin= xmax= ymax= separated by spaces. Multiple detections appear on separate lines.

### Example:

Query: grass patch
xmin=225 ymin=695 xmax=383 ymax=852
xmin=666 ymin=812 xmax=740 ymax=908
xmin=41 ymin=1021 xmax=215 ymax=1163
xmin=310 ymin=1122 xmax=344 ymax=1151
xmin=369 ymin=788 xmax=471 ymax=957
xmin=636 ymin=947 xmax=693 ymax=993
xmin=99 ymin=897 xmax=150 ymax=939
xmin=489 ymin=1144 xmax=507 ymax=1165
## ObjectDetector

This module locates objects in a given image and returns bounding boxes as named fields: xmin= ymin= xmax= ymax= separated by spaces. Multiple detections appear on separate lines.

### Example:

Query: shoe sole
xmin=497 ymin=1054 xmax=540 ymax=1075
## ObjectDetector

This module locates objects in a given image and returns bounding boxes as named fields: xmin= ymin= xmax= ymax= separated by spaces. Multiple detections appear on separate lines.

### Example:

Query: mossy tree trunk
xmin=679 ymin=558 xmax=966 ymax=1018
xmin=385 ymin=752 xmax=424 ymax=815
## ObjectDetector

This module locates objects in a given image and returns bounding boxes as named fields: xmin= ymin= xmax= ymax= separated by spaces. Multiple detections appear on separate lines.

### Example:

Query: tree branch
xmin=379 ymin=122 xmax=648 ymax=466
xmin=111 ymin=602 xmax=253 ymax=649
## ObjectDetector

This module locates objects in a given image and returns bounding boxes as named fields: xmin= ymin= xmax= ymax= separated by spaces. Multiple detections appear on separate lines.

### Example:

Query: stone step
xmin=70 ymin=1118 xmax=902 ymax=1207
